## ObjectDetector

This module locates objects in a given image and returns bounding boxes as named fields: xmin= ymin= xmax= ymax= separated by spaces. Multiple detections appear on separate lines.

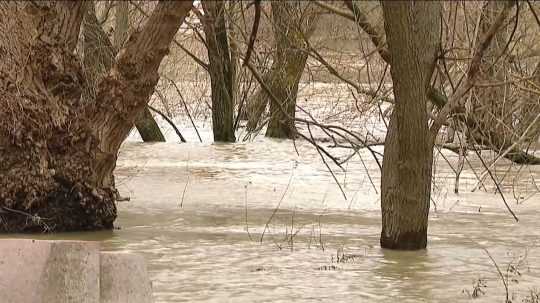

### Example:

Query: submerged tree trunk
xmin=134 ymin=107 xmax=165 ymax=142
xmin=0 ymin=1 xmax=192 ymax=232
xmin=115 ymin=2 xmax=166 ymax=142
xmin=379 ymin=2 xmax=441 ymax=250
xmin=264 ymin=2 xmax=313 ymax=139
xmin=202 ymin=1 xmax=236 ymax=142
xmin=247 ymin=2 xmax=316 ymax=139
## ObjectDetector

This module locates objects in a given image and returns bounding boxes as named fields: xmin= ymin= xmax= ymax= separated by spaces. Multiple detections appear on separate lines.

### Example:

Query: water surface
xmin=9 ymin=136 xmax=540 ymax=302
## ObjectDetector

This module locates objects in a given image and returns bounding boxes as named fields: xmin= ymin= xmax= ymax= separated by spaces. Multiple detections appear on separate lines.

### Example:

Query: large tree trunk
xmin=202 ymin=1 xmax=236 ymax=142
xmin=246 ymin=2 xmax=316 ymax=139
xmin=379 ymin=2 xmax=441 ymax=250
xmin=0 ymin=1 xmax=192 ymax=233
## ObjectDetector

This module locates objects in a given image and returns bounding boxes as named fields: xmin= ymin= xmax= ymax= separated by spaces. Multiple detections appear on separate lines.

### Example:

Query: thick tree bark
xmin=0 ymin=1 xmax=192 ymax=232
xmin=202 ymin=1 xmax=236 ymax=142
xmin=246 ymin=2 xmax=316 ymax=139
xmin=114 ymin=1 xmax=129 ymax=49
xmin=82 ymin=2 xmax=115 ymax=103
xmin=380 ymin=2 xmax=441 ymax=250
xmin=0 ymin=2 xmax=114 ymax=232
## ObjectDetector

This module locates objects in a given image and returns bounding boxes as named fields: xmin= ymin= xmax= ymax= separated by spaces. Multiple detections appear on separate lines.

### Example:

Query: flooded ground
xmin=5 ymin=82 xmax=540 ymax=302
xmin=106 ymin=138 xmax=540 ymax=303
xmin=14 ymin=135 xmax=538 ymax=302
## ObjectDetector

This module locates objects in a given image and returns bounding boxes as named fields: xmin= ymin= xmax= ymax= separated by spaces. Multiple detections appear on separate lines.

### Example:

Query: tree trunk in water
xmin=265 ymin=2 xmax=312 ymax=139
xmin=202 ymin=1 xmax=236 ymax=142
xmin=136 ymin=107 xmax=166 ymax=142
xmin=246 ymin=2 xmax=316 ymax=139
xmin=0 ymin=1 xmax=192 ymax=232
xmin=0 ymin=2 xmax=113 ymax=232
xmin=115 ymin=1 xmax=165 ymax=142
xmin=379 ymin=2 xmax=441 ymax=250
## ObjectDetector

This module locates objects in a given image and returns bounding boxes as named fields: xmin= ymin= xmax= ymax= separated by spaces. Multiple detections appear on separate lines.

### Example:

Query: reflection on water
xmin=7 ymin=139 xmax=540 ymax=302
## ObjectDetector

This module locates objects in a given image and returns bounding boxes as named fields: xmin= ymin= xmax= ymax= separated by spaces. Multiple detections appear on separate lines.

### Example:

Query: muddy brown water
xmin=6 ymin=139 xmax=540 ymax=302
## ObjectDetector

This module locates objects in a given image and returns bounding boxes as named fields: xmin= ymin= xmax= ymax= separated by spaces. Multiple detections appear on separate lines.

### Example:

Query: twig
xmin=483 ymin=248 xmax=510 ymax=303
xmin=244 ymin=182 xmax=253 ymax=241
xmin=528 ymin=0 xmax=540 ymax=29
xmin=470 ymin=142 xmax=519 ymax=222
xmin=260 ymin=166 xmax=294 ymax=243
xmin=163 ymin=76 xmax=203 ymax=143
xmin=318 ymin=215 xmax=324 ymax=251
xmin=471 ymin=112 xmax=540 ymax=191
xmin=313 ymin=1 xmax=355 ymax=21
xmin=244 ymin=59 xmax=383 ymax=171
xmin=243 ymin=0 xmax=261 ymax=67
xmin=306 ymin=123 xmax=347 ymax=200
xmin=344 ymin=0 xmax=390 ymax=62
xmin=179 ymin=155 xmax=190 ymax=208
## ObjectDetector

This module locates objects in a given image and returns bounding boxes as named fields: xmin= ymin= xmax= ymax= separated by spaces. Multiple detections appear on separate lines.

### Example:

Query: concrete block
xmin=100 ymin=252 xmax=154 ymax=303
xmin=0 ymin=239 xmax=100 ymax=303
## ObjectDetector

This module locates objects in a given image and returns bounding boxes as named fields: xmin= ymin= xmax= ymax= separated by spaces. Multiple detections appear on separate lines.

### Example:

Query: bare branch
xmin=313 ymin=1 xmax=355 ymax=21
xmin=430 ymin=1 xmax=515 ymax=135
xmin=129 ymin=0 xmax=209 ymax=71
xmin=243 ymin=0 xmax=261 ymax=66
xmin=147 ymin=104 xmax=186 ymax=143
xmin=343 ymin=0 xmax=390 ymax=63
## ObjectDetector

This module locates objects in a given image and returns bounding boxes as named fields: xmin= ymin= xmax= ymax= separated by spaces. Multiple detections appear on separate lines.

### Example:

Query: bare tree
xmin=378 ymin=1 xmax=442 ymax=250
xmin=201 ymin=1 xmax=236 ymax=142
xmin=246 ymin=2 xmax=318 ymax=139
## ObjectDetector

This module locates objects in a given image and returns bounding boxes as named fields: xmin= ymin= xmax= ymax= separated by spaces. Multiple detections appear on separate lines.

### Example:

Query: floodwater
xmin=5 ymin=81 xmax=540 ymax=302
xmin=17 ymin=134 xmax=540 ymax=302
